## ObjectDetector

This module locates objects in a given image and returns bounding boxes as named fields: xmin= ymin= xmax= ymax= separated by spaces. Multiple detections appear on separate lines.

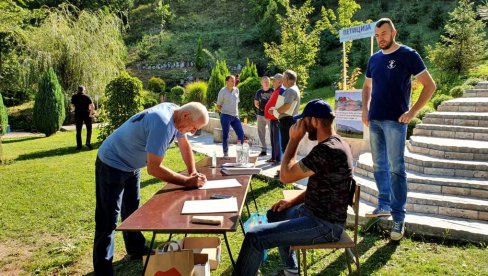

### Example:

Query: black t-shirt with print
xmin=300 ymin=135 xmax=354 ymax=225
xmin=254 ymin=88 xmax=273 ymax=116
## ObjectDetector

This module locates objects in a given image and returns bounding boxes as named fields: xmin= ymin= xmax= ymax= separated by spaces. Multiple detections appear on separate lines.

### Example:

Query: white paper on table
xmin=273 ymin=95 xmax=297 ymax=118
xmin=199 ymin=179 xmax=241 ymax=190
xmin=181 ymin=197 xmax=238 ymax=214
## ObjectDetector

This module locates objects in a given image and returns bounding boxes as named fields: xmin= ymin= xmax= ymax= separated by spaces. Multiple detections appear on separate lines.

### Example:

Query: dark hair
xmin=376 ymin=18 xmax=396 ymax=31
xmin=77 ymin=85 xmax=85 ymax=94
xmin=318 ymin=117 xmax=334 ymax=127
xmin=225 ymin=75 xmax=235 ymax=81
xmin=283 ymin=69 xmax=297 ymax=82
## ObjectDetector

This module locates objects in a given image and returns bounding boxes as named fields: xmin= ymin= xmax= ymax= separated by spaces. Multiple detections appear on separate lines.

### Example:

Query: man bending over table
xmin=233 ymin=99 xmax=355 ymax=276
xmin=93 ymin=102 xmax=209 ymax=276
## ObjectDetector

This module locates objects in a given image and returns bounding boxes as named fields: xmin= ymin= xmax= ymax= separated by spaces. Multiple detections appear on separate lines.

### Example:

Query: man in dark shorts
xmin=234 ymin=99 xmax=355 ymax=276
xmin=71 ymin=85 xmax=95 ymax=150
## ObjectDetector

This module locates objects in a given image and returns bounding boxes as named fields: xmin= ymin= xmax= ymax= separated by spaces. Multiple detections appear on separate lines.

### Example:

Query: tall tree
xmin=427 ymin=0 xmax=487 ymax=75
xmin=33 ymin=68 xmax=65 ymax=136
xmin=195 ymin=37 xmax=205 ymax=71
xmin=264 ymin=0 xmax=329 ymax=90
xmin=25 ymin=4 xmax=127 ymax=98
xmin=240 ymin=58 xmax=258 ymax=83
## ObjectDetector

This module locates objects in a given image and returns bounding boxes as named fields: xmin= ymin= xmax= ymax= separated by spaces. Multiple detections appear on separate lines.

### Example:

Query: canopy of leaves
xmin=24 ymin=4 xmax=127 ymax=98
xmin=427 ymin=0 xmax=487 ymax=75
xmin=98 ymin=71 xmax=144 ymax=141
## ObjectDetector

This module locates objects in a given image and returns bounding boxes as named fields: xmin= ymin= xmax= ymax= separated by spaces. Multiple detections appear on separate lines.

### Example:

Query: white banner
xmin=339 ymin=22 xmax=376 ymax=43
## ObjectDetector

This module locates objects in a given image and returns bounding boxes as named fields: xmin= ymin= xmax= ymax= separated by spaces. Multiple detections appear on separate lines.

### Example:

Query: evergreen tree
xmin=0 ymin=93 xmax=8 ymax=135
xmin=217 ymin=60 xmax=230 ymax=79
xmin=33 ymin=68 xmax=65 ymax=136
xmin=264 ymin=0 xmax=331 ymax=90
xmin=207 ymin=66 xmax=225 ymax=108
xmin=195 ymin=37 xmax=205 ymax=71
xmin=240 ymin=58 xmax=258 ymax=83
xmin=427 ymin=0 xmax=487 ymax=75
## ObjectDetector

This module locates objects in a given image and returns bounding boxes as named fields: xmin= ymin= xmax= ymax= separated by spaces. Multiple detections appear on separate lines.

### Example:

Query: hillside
xmin=125 ymin=0 xmax=462 ymax=89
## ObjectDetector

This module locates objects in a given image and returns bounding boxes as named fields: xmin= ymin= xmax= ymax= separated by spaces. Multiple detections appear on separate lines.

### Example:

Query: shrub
xmin=184 ymin=81 xmax=208 ymax=105
xmin=141 ymin=89 xmax=160 ymax=109
xmin=407 ymin=117 xmax=421 ymax=140
xmin=168 ymin=86 xmax=185 ymax=104
xmin=463 ymin=77 xmax=483 ymax=87
xmin=7 ymin=101 xmax=34 ymax=131
xmin=0 ymin=93 xmax=8 ymax=135
xmin=240 ymin=58 xmax=258 ymax=83
xmin=1 ymin=89 xmax=34 ymax=107
xmin=416 ymin=106 xmax=435 ymax=120
xmin=98 ymin=71 xmax=144 ymax=141
xmin=147 ymin=76 xmax=166 ymax=95
xmin=432 ymin=94 xmax=453 ymax=110
xmin=207 ymin=64 xmax=225 ymax=107
xmin=449 ymin=85 xmax=467 ymax=98
xmin=33 ymin=68 xmax=66 ymax=136
xmin=308 ymin=65 xmax=340 ymax=89
xmin=237 ymin=76 xmax=261 ymax=117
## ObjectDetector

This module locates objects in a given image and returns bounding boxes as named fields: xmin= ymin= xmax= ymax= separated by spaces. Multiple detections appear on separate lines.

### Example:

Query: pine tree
xmin=207 ymin=60 xmax=229 ymax=107
xmin=240 ymin=58 xmax=258 ymax=83
xmin=33 ymin=68 xmax=66 ymax=136
xmin=195 ymin=37 xmax=205 ymax=71
xmin=427 ymin=0 xmax=487 ymax=74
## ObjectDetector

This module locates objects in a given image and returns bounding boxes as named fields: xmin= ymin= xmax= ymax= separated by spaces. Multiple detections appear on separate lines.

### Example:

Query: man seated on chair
xmin=233 ymin=99 xmax=355 ymax=276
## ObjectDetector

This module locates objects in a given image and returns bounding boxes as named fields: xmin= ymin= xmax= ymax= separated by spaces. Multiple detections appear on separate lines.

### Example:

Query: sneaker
xmin=390 ymin=221 xmax=405 ymax=241
xmin=284 ymin=268 xmax=299 ymax=276
xmin=365 ymin=207 xmax=391 ymax=218
xmin=86 ymin=144 xmax=93 ymax=150
xmin=128 ymin=246 xmax=150 ymax=260
xmin=265 ymin=159 xmax=275 ymax=163
xmin=259 ymin=151 xmax=267 ymax=157
xmin=76 ymin=146 xmax=82 ymax=150
xmin=274 ymin=170 xmax=280 ymax=179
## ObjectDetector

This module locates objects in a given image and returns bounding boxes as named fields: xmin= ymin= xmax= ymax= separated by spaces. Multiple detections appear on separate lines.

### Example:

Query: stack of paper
xmin=199 ymin=179 xmax=241 ymax=190
xmin=221 ymin=167 xmax=262 ymax=175
xmin=182 ymin=197 xmax=238 ymax=214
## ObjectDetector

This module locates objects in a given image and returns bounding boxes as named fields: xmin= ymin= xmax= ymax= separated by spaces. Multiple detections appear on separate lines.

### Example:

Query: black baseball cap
xmin=294 ymin=99 xmax=335 ymax=120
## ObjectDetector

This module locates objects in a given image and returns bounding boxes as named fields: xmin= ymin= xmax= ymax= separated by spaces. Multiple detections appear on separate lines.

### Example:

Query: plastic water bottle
xmin=236 ymin=141 xmax=243 ymax=164
xmin=242 ymin=140 xmax=250 ymax=164
xmin=212 ymin=150 xmax=217 ymax=168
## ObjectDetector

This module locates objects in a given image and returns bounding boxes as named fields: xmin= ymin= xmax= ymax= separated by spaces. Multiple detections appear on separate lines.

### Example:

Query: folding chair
xmin=290 ymin=182 xmax=361 ymax=276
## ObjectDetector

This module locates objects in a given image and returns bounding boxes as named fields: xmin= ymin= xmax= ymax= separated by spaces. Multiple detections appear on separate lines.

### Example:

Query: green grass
xmin=1 ymin=129 xmax=487 ymax=275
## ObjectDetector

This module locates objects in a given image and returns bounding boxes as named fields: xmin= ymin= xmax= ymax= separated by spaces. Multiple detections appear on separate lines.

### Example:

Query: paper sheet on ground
xmin=181 ymin=197 xmax=238 ymax=214
xmin=199 ymin=179 xmax=241 ymax=190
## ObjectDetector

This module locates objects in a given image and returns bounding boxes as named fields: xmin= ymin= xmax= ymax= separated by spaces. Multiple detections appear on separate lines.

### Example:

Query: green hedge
xmin=148 ymin=76 xmax=166 ymax=95
xmin=168 ymin=86 xmax=185 ymax=104
xmin=449 ymin=85 xmax=467 ymax=98
xmin=33 ymin=68 xmax=66 ymax=136
xmin=0 ymin=93 xmax=8 ymax=135
xmin=432 ymin=94 xmax=453 ymax=110
xmin=237 ymin=76 xmax=261 ymax=117
xmin=7 ymin=101 xmax=34 ymax=131
xmin=184 ymin=81 xmax=208 ymax=105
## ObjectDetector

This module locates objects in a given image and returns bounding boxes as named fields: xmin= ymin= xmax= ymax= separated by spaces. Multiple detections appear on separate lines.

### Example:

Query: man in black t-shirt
xmin=234 ymin=99 xmax=354 ymax=276
xmin=71 ymin=85 xmax=95 ymax=150
xmin=254 ymin=76 xmax=273 ymax=156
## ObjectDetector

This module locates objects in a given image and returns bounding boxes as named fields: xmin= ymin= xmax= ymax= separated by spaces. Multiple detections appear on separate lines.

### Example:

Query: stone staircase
xmin=355 ymin=81 xmax=488 ymax=242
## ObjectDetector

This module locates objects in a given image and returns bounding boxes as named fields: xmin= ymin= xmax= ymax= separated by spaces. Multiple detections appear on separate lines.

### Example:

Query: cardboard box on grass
xmin=193 ymin=253 xmax=210 ymax=276
xmin=177 ymin=237 xmax=221 ymax=270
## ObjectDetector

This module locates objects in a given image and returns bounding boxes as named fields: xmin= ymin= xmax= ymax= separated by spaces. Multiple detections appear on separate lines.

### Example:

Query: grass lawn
xmin=1 ymin=129 xmax=487 ymax=275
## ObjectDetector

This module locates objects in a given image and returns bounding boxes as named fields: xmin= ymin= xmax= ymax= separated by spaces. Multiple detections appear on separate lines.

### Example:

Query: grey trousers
xmin=257 ymin=115 xmax=268 ymax=151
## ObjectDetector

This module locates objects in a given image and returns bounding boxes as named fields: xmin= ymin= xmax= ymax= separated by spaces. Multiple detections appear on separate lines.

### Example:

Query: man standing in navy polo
xmin=362 ymin=18 xmax=436 ymax=240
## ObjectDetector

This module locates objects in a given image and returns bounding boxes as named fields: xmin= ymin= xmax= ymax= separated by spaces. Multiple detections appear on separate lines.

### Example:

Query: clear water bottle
xmin=212 ymin=150 xmax=217 ymax=168
xmin=242 ymin=140 xmax=250 ymax=164
xmin=236 ymin=141 xmax=243 ymax=164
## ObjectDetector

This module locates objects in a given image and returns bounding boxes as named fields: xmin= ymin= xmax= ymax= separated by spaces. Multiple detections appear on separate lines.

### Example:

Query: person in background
xmin=235 ymin=74 xmax=240 ymax=86
xmin=93 ymin=102 xmax=209 ymax=276
xmin=264 ymin=73 xmax=286 ymax=165
xmin=362 ymin=18 xmax=436 ymax=241
xmin=71 ymin=85 xmax=95 ymax=150
xmin=217 ymin=75 xmax=245 ymax=157
xmin=233 ymin=99 xmax=354 ymax=276
xmin=254 ymin=76 xmax=273 ymax=157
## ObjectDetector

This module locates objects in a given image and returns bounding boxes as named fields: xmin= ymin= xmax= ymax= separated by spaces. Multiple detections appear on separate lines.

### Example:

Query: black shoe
xmin=274 ymin=170 xmax=280 ymax=179
xmin=266 ymin=159 xmax=275 ymax=163
xmin=86 ymin=144 xmax=93 ymax=150
xmin=76 ymin=146 xmax=82 ymax=150
xmin=259 ymin=151 xmax=267 ymax=157
xmin=128 ymin=246 xmax=150 ymax=260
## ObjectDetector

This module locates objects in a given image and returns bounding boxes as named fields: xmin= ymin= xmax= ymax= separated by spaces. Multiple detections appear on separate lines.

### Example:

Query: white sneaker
xmin=390 ymin=221 xmax=405 ymax=241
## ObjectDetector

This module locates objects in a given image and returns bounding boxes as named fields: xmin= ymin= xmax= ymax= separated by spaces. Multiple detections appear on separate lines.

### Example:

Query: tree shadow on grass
xmin=15 ymin=142 xmax=101 ymax=161
xmin=1 ymin=136 xmax=45 ymax=144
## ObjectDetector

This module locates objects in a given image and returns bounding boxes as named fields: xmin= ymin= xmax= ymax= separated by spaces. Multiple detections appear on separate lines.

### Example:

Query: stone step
xmin=407 ymin=136 xmax=488 ymax=161
xmin=475 ymin=82 xmax=488 ymax=89
xmin=413 ymin=124 xmax=488 ymax=141
xmin=464 ymin=89 xmax=488 ymax=97
xmin=437 ymin=97 xmax=488 ymax=112
xmin=354 ymin=166 xmax=488 ymax=198
xmin=422 ymin=112 xmax=488 ymax=127
xmin=354 ymin=200 xmax=488 ymax=243
xmin=357 ymin=150 xmax=488 ymax=179
xmin=356 ymin=175 xmax=488 ymax=221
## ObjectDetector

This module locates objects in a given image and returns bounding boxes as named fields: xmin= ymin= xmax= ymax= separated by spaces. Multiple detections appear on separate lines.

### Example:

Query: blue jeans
xmin=93 ymin=157 xmax=146 ymax=276
xmin=233 ymin=205 xmax=343 ymax=276
xmin=220 ymin=113 xmax=244 ymax=154
xmin=369 ymin=120 xmax=408 ymax=222
xmin=269 ymin=120 xmax=281 ymax=162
